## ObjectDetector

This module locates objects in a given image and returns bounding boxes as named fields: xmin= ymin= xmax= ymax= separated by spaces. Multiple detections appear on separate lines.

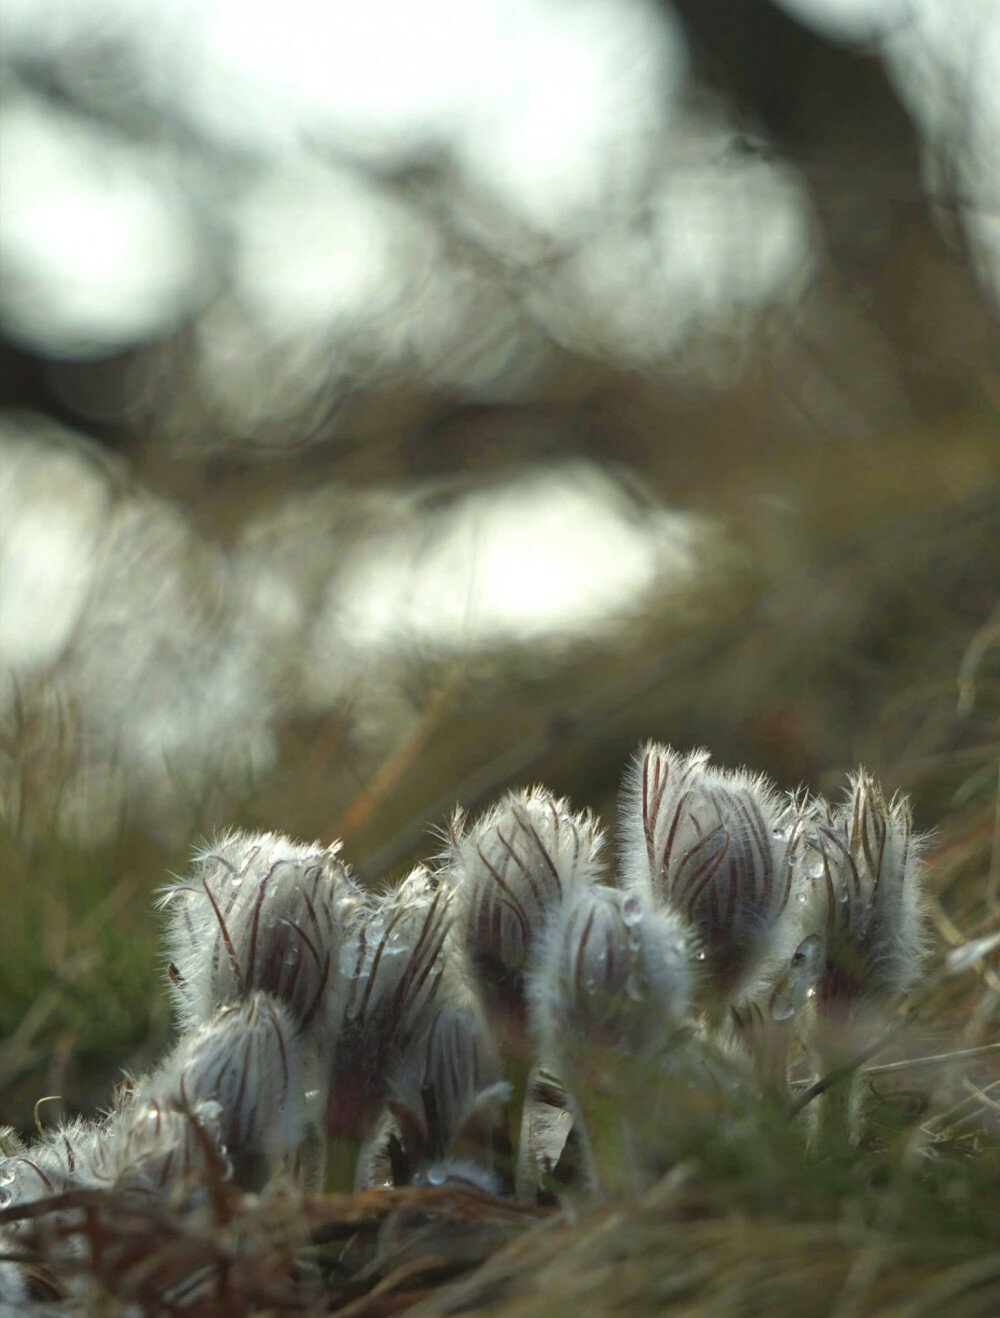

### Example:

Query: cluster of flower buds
xmin=2 ymin=747 xmax=931 ymax=1300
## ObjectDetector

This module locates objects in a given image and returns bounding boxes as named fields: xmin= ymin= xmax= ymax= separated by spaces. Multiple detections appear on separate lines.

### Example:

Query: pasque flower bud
xmin=808 ymin=771 xmax=928 ymax=1026
xmin=159 ymin=830 xmax=361 ymax=1035
xmin=143 ymin=991 xmax=305 ymax=1190
xmin=787 ymin=772 xmax=929 ymax=1143
xmin=357 ymin=997 xmax=511 ymax=1193
xmin=0 ymin=1118 xmax=104 ymax=1205
xmin=620 ymin=744 xmax=805 ymax=1005
xmin=528 ymin=885 xmax=693 ymax=1075
xmin=325 ymin=871 xmax=454 ymax=1145
xmin=447 ymin=787 xmax=605 ymax=1043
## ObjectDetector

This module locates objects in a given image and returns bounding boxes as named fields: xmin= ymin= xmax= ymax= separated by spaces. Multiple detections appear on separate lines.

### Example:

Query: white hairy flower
xmin=0 ymin=1118 xmax=105 ymax=1205
xmin=143 ymin=991 xmax=305 ymax=1190
xmin=385 ymin=997 xmax=509 ymax=1180
xmin=0 ymin=1117 xmax=111 ymax=1290
xmin=100 ymin=1095 xmax=230 ymax=1202
xmin=326 ymin=872 xmax=454 ymax=1143
xmin=807 ymin=771 xmax=928 ymax=1024
xmin=159 ymin=829 xmax=361 ymax=1033
xmin=620 ymin=744 xmax=806 ymax=1004
xmin=447 ymin=787 xmax=605 ymax=1037
xmin=528 ymin=885 xmax=693 ymax=1076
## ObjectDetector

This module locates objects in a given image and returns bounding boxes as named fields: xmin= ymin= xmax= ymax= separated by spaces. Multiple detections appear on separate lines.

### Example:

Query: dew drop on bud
xmin=621 ymin=894 xmax=643 ymax=927
xmin=771 ymin=992 xmax=795 ymax=1021
xmin=805 ymin=851 xmax=825 ymax=880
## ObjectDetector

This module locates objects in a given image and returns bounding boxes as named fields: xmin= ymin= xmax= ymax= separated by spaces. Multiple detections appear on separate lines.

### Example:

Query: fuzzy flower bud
xmin=159 ymin=830 xmax=361 ymax=1033
xmin=0 ymin=1117 xmax=112 ymax=1290
xmin=528 ymin=885 xmax=693 ymax=1077
xmin=384 ymin=998 xmax=509 ymax=1183
xmin=0 ymin=1118 xmax=104 ymax=1206
xmin=143 ymin=991 xmax=305 ymax=1190
xmin=326 ymin=871 xmax=454 ymax=1144
xmin=100 ymin=1095 xmax=230 ymax=1202
xmin=448 ymin=787 xmax=605 ymax=1037
xmin=807 ymin=771 xmax=928 ymax=1025
xmin=621 ymin=744 xmax=805 ymax=1004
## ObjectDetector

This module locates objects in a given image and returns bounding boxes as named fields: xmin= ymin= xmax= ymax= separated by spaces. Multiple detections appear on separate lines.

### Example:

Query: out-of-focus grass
xmin=0 ymin=829 xmax=173 ymax=1128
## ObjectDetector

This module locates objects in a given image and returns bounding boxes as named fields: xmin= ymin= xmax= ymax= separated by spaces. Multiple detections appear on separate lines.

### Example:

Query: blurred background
xmin=1 ymin=0 xmax=998 ymax=1129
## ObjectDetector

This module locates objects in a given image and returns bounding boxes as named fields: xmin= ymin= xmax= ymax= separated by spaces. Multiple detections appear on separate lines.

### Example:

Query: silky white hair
xmin=158 ymin=829 xmax=361 ymax=1036
xmin=620 ymin=743 xmax=808 ymax=1004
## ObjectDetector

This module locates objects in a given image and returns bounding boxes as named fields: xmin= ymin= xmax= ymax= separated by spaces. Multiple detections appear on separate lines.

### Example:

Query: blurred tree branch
xmin=669 ymin=0 xmax=999 ymax=418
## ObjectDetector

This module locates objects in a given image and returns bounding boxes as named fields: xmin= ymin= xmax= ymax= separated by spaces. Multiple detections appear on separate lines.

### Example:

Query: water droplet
xmin=230 ymin=875 xmax=243 ymax=887
xmin=838 ymin=887 xmax=849 ymax=903
xmin=427 ymin=1166 xmax=446 ymax=1186
xmin=696 ymin=951 xmax=706 ymax=962
xmin=795 ymin=891 xmax=807 ymax=904
xmin=621 ymin=894 xmax=643 ymax=927
xmin=339 ymin=943 xmax=369 ymax=978
xmin=791 ymin=934 xmax=822 ymax=974
xmin=805 ymin=851 xmax=825 ymax=880
xmin=283 ymin=948 xmax=300 ymax=967
xmin=583 ymin=976 xmax=598 ymax=996
xmin=771 ymin=992 xmax=795 ymax=1022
